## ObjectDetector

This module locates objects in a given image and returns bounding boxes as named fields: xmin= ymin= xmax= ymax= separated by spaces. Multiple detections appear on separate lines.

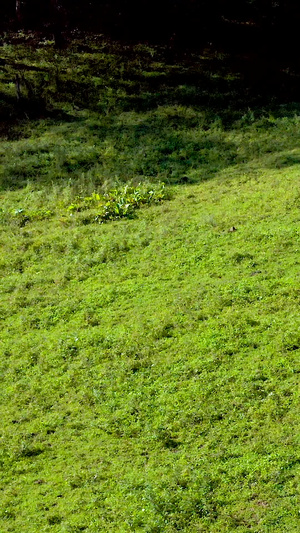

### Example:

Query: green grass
xmin=1 ymin=35 xmax=300 ymax=532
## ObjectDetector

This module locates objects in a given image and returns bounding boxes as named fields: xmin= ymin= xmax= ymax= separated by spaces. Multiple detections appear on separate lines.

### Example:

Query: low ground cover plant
xmin=6 ymin=183 xmax=166 ymax=227
xmin=67 ymin=183 xmax=166 ymax=222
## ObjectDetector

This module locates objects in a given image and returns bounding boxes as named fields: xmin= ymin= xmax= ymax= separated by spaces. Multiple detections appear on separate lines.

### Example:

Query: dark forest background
xmin=1 ymin=0 xmax=300 ymax=59
xmin=1 ymin=0 xmax=300 ymax=110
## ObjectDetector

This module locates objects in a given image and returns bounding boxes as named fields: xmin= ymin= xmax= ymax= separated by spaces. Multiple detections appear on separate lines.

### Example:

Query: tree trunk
xmin=50 ymin=0 xmax=65 ymax=48
xmin=16 ymin=0 xmax=22 ymax=24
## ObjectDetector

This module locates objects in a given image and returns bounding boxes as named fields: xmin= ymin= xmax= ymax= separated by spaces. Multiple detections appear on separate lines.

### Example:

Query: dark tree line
xmin=1 ymin=0 xmax=300 ymax=59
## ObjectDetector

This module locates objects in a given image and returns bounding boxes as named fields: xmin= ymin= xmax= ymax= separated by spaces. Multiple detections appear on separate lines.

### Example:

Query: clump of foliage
xmin=13 ymin=207 xmax=53 ymax=226
xmin=8 ymin=183 xmax=167 ymax=227
xmin=67 ymin=183 xmax=166 ymax=223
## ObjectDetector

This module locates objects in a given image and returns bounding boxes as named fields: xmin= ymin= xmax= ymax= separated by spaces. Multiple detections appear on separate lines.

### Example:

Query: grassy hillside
xmin=1 ymin=35 xmax=300 ymax=532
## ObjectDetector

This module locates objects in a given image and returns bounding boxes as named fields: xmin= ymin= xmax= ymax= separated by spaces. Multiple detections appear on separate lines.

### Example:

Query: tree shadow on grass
xmin=0 ymin=89 xmax=82 ymax=140
xmin=2 ymin=44 xmax=300 ymax=191
xmin=0 ymin=111 xmax=239 ymax=191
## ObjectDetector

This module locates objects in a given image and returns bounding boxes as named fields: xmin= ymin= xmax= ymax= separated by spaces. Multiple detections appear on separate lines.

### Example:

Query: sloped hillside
xmin=1 ymin=36 xmax=300 ymax=532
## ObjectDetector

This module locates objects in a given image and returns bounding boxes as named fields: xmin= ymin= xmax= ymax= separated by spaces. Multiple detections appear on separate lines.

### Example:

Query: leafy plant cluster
xmin=13 ymin=207 xmax=53 ymax=227
xmin=8 ymin=183 xmax=166 ymax=227
xmin=67 ymin=183 xmax=166 ymax=223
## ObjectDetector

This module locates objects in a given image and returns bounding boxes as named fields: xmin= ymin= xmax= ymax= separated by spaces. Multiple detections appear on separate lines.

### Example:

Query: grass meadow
xmin=0 ymin=34 xmax=300 ymax=532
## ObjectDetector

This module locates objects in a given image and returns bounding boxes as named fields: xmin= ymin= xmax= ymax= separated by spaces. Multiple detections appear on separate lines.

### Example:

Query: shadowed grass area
xmin=1 ymin=34 xmax=300 ymax=532
xmin=1 ymin=35 xmax=300 ymax=192
xmin=2 ymin=104 xmax=300 ymax=192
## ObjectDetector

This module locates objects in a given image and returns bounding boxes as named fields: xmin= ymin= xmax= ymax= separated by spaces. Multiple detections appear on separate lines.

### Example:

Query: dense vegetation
xmin=1 ymin=33 xmax=300 ymax=532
